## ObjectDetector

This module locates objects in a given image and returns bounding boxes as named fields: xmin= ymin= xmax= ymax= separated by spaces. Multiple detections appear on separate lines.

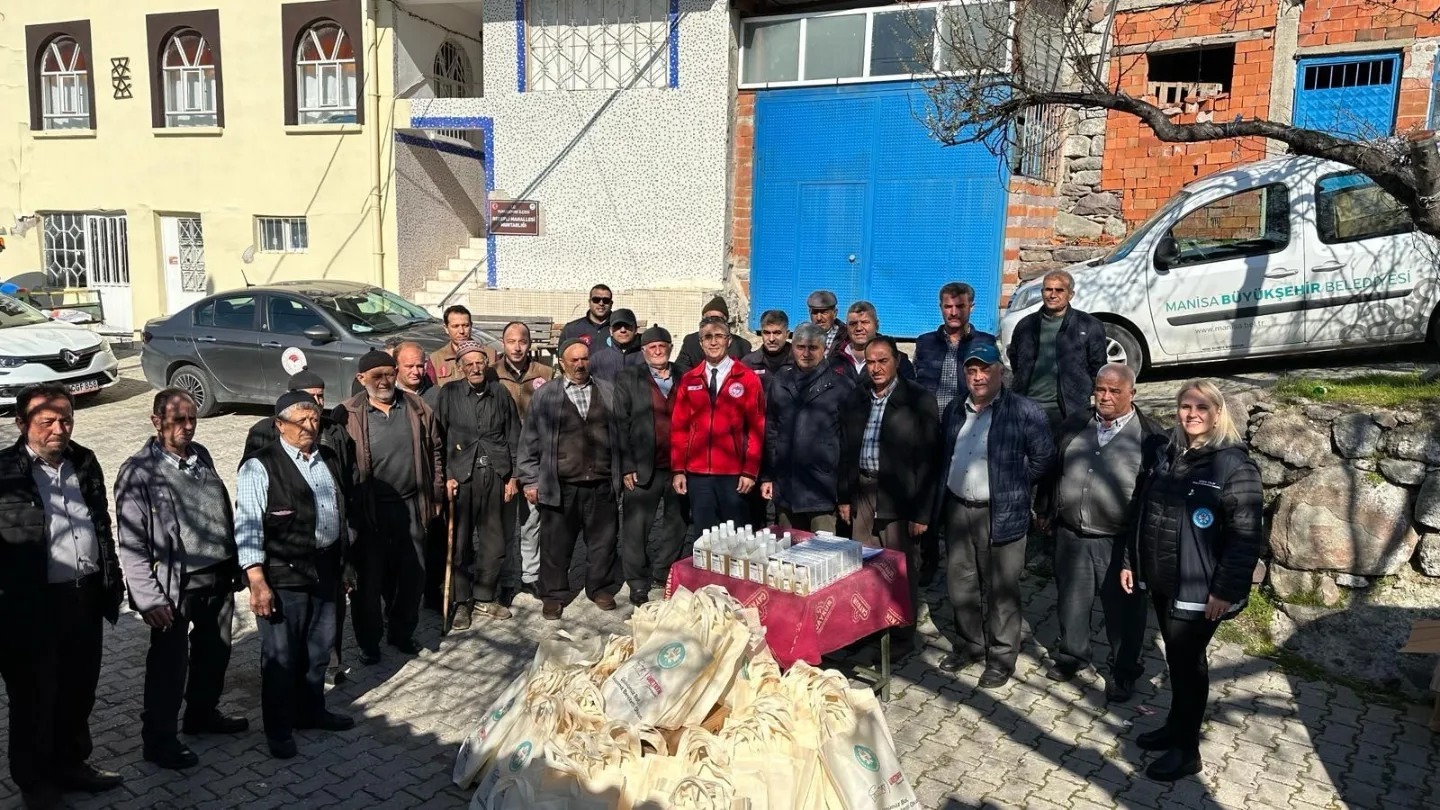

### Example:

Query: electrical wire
xmin=387 ymin=0 xmax=483 ymax=45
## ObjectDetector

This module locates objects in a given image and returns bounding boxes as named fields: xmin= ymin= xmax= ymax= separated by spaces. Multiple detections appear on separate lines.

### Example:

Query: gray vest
xmin=1057 ymin=414 xmax=1144 ymax=536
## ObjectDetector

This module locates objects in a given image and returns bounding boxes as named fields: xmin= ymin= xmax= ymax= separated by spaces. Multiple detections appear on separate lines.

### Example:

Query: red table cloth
xmin=664 ymin=530 xmax=913 ymax=669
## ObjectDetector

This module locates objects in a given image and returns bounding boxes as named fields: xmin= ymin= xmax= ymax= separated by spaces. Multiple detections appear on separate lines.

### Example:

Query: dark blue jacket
xmin=938 ymin=388 xmax=1056 ymax=545
xmin=914 ymin=325 xmax=997 ymax=398
xmin=1006 ymin=307 xmax=1108 ymax=420
xmin=589 ymin=339 xmax=644 ymax=383
xmin=762 ymin=362 xmax=855 ymax=513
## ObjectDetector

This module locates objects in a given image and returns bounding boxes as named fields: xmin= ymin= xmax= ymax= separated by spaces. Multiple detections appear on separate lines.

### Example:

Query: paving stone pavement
xmin=1 ymin=355 xmax=1438 ymax=809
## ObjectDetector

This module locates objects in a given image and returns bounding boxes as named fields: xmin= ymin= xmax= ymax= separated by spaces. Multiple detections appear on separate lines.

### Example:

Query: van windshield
xmin=1097 ymin=191 xmax=1192 ymax=265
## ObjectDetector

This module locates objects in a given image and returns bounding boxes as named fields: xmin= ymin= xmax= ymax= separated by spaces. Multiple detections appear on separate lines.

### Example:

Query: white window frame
xmin=526 ymin=0 xmax=673 ymax=93
xmin=162 ymin=30 xmax=218 ymax=127
xmin=296 ymin=22 xmax=357 ymax=124
xmin=738 ymin=0 xmax=1012 ymax=90
xmin=40 ymin=36 xmax=90 ymax=130
xmin=256 ymin=216 xmax=309 ymax=254
xmin=432 ymin=40 xmax=471 ymax=98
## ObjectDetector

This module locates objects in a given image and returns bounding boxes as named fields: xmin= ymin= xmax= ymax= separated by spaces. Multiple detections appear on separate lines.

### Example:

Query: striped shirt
xmin=235 ymin=440 xmax=342 ymax=570
xmin=860 ymin=379 xmax=897 ymax=474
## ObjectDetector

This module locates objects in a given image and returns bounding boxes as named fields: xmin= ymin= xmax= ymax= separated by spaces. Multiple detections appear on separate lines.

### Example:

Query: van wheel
xmin=1104 ymin=323 xmax=1145 ymax=377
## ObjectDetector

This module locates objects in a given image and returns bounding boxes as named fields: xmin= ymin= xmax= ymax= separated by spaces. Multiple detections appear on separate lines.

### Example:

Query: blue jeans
xmin=257 ymin=585 xmax=336 ymax=742
xmin=686 ymin=474 xmax=749 ymax=537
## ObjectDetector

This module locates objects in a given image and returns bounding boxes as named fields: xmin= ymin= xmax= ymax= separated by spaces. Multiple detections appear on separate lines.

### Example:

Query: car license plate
xmin=66 ymin=379 xmax=100 ymax=395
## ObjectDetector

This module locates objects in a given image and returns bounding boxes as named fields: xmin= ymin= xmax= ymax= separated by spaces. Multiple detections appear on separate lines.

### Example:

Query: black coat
xmin=0 ymin=438 xmax=123 ymax=624
xmin=763 ymin=363 xmax=855 ymax=513
xmin=674 ymin=332 xmax=752 ymax=377
xmin=839 ymin=377 xmax=941 ymax=522
xmin=590 ymin=339 xmax=645 ymax=383
xmin=1131 ymin=440 xmax=1263 ymax=615
xmin=938 ymin=389 xmax=1056 ymax=545
xmin=433 ymin=378 xmax=521 ymax=482
xmin=1006 ymin=307 xmax=1108 ymax=419
xmin=242 ymin=407 xmax=354 ymax=478
xmin=613 ymin=364 xmax=678 ymax=488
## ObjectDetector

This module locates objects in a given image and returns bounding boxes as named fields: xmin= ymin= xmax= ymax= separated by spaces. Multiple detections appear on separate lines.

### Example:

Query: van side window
xmin=1315 ymin=172 xmax=1413 ymax=244
xmin=1166 ymin=183 xmax=1290 ymax=268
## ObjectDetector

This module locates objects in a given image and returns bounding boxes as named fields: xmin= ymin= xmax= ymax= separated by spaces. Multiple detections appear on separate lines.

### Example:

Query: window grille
xmin=41 ymin=213 xmax=130 ymax=289
xmin=256 ymin=217 xmax=309 ymax=253
xmin=432 ymin=40 xmax=472 ymax=139
xmin=296 ymin=22 xmax=357 ymax=124
xmin=40 ymin=36 xmax=90 ymax=130
xmin=163 ymin=30 xmax=218 ymax=127
xmin=526 ymin=0 xmax=673 ymax=93
xmin=1011 ymin=104 xmax=1062 ymax=183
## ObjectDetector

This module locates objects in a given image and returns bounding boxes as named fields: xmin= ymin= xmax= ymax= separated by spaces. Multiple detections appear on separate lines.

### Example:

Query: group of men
xmin=0 ymin=267 xmax=1161 ymax=807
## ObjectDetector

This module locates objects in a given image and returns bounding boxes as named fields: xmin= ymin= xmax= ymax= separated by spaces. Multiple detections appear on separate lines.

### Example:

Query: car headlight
xmin=0 ymin=357 xmax=25 ymax=369
xmin=1009 ymin=284 xmax=1042 ymax=312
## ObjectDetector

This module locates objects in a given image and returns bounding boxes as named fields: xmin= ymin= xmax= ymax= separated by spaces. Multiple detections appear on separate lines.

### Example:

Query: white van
xmin=999 ymin=156 xmax=1437 ymax=373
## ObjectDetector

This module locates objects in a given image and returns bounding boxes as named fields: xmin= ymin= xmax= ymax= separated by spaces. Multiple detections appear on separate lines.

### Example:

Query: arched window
xmin=162 ymin=30 xmax=217 ymax=127
xmin=432 ymin=40 xmax=471 ymax=98
xmin=296 ymin=21 xmax=357 ymax=124
xmin=40 ymin=36 xmax=89 ymax=130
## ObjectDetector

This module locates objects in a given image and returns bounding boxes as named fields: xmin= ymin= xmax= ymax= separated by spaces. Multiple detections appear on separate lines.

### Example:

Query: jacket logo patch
xmin=1192 ymin=507 xmax=1215 ymax=529
xmin=728 ymin=382 xmax=745 ymax=398
xmin=531 ymin=378 xmax=545 ymax=390
xmin=687 ymin=384 xmax=705 ymax=391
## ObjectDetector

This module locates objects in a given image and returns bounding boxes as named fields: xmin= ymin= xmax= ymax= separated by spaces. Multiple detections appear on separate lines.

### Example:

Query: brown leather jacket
xmin=495 ymin=356 xmax=552 ymax=421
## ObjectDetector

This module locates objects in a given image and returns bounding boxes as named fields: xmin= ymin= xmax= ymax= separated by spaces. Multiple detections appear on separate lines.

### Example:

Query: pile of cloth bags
xmin=453 ymin=585 xmax=920 ymax=809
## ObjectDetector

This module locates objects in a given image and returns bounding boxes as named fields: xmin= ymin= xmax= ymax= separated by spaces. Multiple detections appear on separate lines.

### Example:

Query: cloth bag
xmin=454 ymin=675 xmax=530 ymax=787
xmin=470 ymin=697 xmax=561 ymax=810
xmin=819 ymin=689 xmax=919 ymax=810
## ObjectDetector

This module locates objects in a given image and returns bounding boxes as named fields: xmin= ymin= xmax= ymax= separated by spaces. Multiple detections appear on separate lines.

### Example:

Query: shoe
xmin=359 ymin=647 xmax=382 ymax=665
xmin=977 ymin=668 xmax=1011 ymax=689
xmin=629 ymin=589 xmax=650 ymax=607
xmin=55 ymin=762 xmax=123 ymax=792
xmin=474 ymin=601 xmax=514 ymax=620
xmin=144 ymin=741 xmax=199 ymax=770
xmin=592 ymin=594 xmax=617 ymax=611
xmin=21 ymin=783 xmax=62 ymax=810
xmin=267 ymin=737 xmax=298 ymax=759
xmin=390 ymin=637 xmax=422 ymax=655
xmin=1146 ymin=748 xmax=1202 ymax=781
xmin=326 ymin=665 xmax=349 ymax=686
xmin=1106 ymin=677 xmax=1135 ymax=703
xmin=939 ymin=651 xmax=982 ymax=673
xmin=182 ymin=712 xmax=249 ymax=735
xmin=543 ymin=601 xmax=563 ymax=620
xmin=451 ymin=602 xmax=473 ymax=631
xmin=296 ymin=711 xmax=356 ymax=732
xmin=1044 ymin=663 xmax=1077 ymax=682
xmin=1136 ymin=727 xmax=1175 ymax=751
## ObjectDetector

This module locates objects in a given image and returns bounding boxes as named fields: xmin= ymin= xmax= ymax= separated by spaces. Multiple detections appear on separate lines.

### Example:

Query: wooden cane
xmin=442 ymin=495 xmax=456 ymax=635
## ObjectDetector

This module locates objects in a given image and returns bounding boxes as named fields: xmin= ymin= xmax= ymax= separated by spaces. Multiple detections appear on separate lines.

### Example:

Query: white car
xmin=1000 ymin=156 xmax=1438 ymax=374
xmin=0 ymin=292 xmax=120 ymax=405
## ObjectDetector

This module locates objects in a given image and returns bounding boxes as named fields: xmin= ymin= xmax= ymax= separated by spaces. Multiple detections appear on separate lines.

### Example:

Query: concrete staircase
xmin=412 ymin=237 xmax=487 ymax=314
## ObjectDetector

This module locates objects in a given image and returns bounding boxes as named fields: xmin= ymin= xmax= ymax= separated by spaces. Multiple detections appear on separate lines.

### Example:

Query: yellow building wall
xmin=0 ymin=0 xmax=402 ymax=335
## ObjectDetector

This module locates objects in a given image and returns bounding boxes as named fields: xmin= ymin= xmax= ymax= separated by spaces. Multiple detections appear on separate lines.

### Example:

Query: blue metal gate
xmin=1293 ymin=52 xmax=1400 ymax=139
xmin=748 ymin=82 xmax=1009 ymax=337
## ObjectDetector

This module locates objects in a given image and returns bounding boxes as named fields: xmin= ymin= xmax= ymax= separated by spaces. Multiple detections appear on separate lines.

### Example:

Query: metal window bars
xmin=178 ymin=217 xmax=208 ymax=293
xmin=526 ymin=0 xmax=672 ymax=93
xmin=1011 ymin=103 xmax=1062 ymax=183
xmin=41 ymin=213 xmax=130 ymax=290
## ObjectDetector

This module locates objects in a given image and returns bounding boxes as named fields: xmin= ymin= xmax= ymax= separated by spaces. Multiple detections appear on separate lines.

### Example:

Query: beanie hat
xmin=454 ymin=340 xmax=488 ymax=360
xmin=702 ymin=295 xmax=729 ymax=319
xmin=286 ymin=369 xmax=325 ymax=391
xmin=640 ymin=325 xmax=672 ymax=346
xmin=274 ymin=390 xmax=317 ymax=416
xmin=357 ymin=349 xmax=397 ymax=373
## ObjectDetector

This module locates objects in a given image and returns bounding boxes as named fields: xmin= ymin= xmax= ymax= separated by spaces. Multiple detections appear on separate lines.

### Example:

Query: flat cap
xmin=286 ymin=369 xmax=325 ymax=391
xmin=640 ymin=325 xmax=672 ymax=346
xmin=357 ymin=349 xmax=397 ymax=373
xmin=275 ymin=390 xmax=318 ymax=416
xmin=807 ymin=290 xmax=837 ymax=310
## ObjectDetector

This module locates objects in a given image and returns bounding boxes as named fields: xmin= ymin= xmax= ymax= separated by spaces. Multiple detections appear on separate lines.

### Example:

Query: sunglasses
xmin=591 ymin=297 xmax=613 ymax=304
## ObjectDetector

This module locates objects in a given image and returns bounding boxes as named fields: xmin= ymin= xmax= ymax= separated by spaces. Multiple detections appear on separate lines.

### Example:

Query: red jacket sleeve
xmin=670 ymin=376 xmax=693 ymax=473
xmin=742 ymin=373 xmax=765 ymax=479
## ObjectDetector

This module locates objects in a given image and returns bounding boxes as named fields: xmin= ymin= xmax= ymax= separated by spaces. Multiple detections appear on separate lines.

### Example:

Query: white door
xmin=1305 ymin=169 xmax=1435 ymax=346
xmin=1144 ymin=182 xmax=1309 ymax=358
xmin=161 ymin=216 xmax=209 ymax=313
xmin=85 ymin=215 xmax=132 ymax=334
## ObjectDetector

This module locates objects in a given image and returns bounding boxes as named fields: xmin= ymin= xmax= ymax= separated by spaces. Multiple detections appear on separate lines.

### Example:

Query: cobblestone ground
xmin=1 ymin=355 xmax=1437 ymax=809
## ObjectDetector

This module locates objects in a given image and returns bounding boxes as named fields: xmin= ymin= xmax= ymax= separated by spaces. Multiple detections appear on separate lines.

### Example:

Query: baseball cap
xmin=963 ymin=342 xmax=1001 ymax=366
xmin=611 ymin=308 xmax=638 ymax=329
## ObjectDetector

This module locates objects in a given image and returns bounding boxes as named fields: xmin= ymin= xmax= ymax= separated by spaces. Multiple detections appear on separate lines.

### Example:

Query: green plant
xmin=1271 ymin=372 xmax=1440 ymax=408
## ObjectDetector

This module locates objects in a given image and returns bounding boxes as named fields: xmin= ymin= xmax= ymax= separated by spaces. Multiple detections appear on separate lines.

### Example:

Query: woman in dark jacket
xmin=1121 ymin=379 xmax=1263 ymax=782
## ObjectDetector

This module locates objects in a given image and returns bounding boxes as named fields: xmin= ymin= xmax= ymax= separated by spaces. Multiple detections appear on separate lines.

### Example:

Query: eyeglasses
xmin=700 ymin=334 xmax=729 ymax=343
xmin=591 ymin=297 xmax=613 ymax=304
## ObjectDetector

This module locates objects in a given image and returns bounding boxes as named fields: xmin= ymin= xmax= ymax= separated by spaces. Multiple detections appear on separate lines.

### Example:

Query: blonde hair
xmin=1174 ymin=379 xmax=1242 ymax=448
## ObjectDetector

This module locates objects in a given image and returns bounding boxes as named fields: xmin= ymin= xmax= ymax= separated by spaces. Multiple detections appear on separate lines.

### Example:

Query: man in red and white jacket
xmin=671 ymin=316 xmax=766 ymax=536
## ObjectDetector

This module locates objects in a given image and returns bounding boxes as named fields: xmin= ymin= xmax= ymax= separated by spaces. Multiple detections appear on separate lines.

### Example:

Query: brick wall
xmin=1102 ymin=1 xmax=1276 ymax=224
xmin=1003 ymin=177 xmax=1060 ymax=299
xmin=1299 ymin=0 xmax=1440 ymax=132
xmin=728 ymin=90 xmax=756 ymax=283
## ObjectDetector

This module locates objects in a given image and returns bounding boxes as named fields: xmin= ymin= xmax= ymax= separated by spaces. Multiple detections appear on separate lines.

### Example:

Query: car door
xmin=260 ymin=294 xmax=359 ymax=400
xmin=1145 ymin=181 xmax=1308 ymax=358
xmin=191 ymin=294 xmax=265 ymax=401
xmin=1305 ymin=169 xmax=1433 ymax=346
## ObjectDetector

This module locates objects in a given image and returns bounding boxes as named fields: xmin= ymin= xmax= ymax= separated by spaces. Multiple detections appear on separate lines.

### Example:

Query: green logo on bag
xmin=656 ymin=642 xmax=686 ymax=670
xmin=492 ymin=698 xmax=514 ymax=721
xmin=854 ymin=745 xmax=879 ymax=772
xmin=508 ymin=741 xmax=533 ymax=772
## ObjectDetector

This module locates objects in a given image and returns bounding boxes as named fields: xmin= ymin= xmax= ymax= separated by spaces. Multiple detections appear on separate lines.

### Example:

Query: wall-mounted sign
xmin=489 ymin=199 xmax=540 ymax=236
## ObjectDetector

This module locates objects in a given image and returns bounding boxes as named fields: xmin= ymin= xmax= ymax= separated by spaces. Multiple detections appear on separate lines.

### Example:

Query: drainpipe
xmin=367 ymin=0 xmax=386 ymax=289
